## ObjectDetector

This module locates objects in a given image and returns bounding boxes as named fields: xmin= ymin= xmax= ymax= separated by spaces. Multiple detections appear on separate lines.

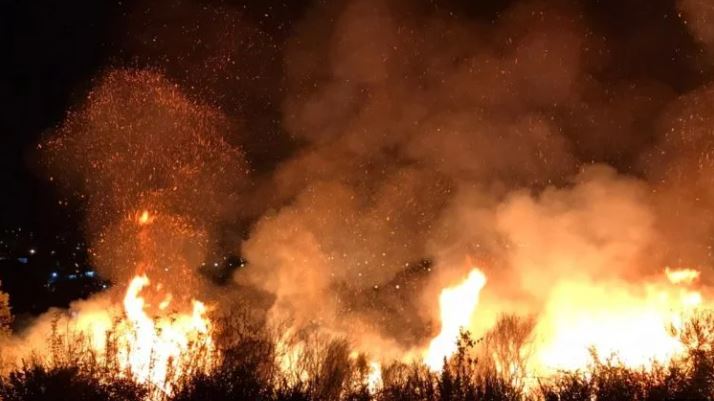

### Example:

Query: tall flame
xmin=665 ymin=267 xmax=701 ymax=285
xmin=119 ymin=275 xmax=215 ymax=393
xmin=420 ymin=266 xmax=706 ymax=377
xmin=424 ymin=268 xmax=487 ymax=370
xmin=528 ymin=268 xmax=703 ymax=373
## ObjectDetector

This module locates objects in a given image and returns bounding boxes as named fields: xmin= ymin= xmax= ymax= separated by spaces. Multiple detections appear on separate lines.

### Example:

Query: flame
xmin=117 ymin=275 xmax=215 ymax=393
xmin=30 ymin=209 xmax=211 ymax=397
xmin=530 ymin=269 xmax=704 ymax=373
xmin=366 ymin=361 xmax=382 ymax=393
xmin=91 ymin=209 xmax=215 ymax=394
xmin=275 ymin=329 xmax=308 ymax=384
xmin=158 ymin=293 xmax=173 ymax=311
xmin=424 ymin=268 xmax=487 ymax=370
xmin=420 ymin=266 xmax=706 ymax=377
xmin=8 ymin=208 xmax=711 ymax=394
xmin=138 ymin=210 xmax=153 ymax=225
xmin=665 ymin=267 xmax=701 ymax=285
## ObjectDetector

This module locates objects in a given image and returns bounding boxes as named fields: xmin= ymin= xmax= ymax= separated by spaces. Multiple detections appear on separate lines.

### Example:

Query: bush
xmin=3 ymin=311 xmax=714 ymax=401
xmin=0 ymin=364 xmax=146 ymax=401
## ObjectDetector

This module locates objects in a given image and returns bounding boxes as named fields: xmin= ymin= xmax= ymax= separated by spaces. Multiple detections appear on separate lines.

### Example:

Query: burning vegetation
xmin=5 ymin=0 xmax=714 ymax=400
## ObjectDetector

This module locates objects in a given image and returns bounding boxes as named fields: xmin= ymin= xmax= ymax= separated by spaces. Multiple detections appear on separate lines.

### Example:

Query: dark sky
xmin=0 ymin=0 xmax=307 ymax=237
xmin=0 ymin=0 xmax=705 ymax=240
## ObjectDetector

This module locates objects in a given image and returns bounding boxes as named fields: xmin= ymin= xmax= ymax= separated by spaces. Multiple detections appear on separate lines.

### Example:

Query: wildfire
xmin=138 ymin=210 xmax=153 ymax=226
xmin=275 ymin=329 xmax=308 ymax=384
xmin=531 ymin=283 xmax=692 ymax=372
xmin=6 ymin=204 xmax=711 ymax=397
xmin=665 ymin=267 xmax=701 ymax=285
xmin=415 ymin=263 xmax=709 ymax=380
xmin=424 ymin=268 xmax=487 ymax=370
xmin=366 ymin=361 xmax=382 ymax=393
xmin=60 ymin=209 xmax=218 ymax=396
xmin=118 ymin=274 xmax=215 ymax=393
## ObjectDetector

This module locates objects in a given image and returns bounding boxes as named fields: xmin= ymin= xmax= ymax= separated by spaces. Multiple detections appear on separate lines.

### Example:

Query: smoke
xmin=641 ymin=83 xmax=714 ymax=270
xmin=677 ymin=0 xmax=714 ymax=56
xmin=235 ymin=0 xmax=714 ymax=358
xmin=16 ymin=0 xmax=714 ymax=367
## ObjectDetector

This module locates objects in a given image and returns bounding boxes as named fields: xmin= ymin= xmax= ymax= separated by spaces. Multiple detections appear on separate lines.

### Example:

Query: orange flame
xmin=421 ymin=266 xmax=706 ymax=377
xmin=424 ymin=268 xmax=487 ymax=370
xmin=138 ymin=210 xmax=152 ymax=225
xmin=118 ymin=275 xmax=215 ymax=394
xmin=525 ymin=268 xmax=704 ymax=374
xmin=665 ymin=267 xmax=700 ymax=285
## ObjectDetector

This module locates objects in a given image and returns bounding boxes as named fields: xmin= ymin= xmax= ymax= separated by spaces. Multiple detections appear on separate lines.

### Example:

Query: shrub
xmin=3 ymin=310 xmax=714 ymax=401
xmin=0 ymin=364 xmax=146 ymax=401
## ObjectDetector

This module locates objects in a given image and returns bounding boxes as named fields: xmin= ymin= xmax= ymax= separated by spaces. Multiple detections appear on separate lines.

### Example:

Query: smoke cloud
xmin=234 ymin=0 xmax=714 ymax=358
xmin=18 ymin=0 xmax=714 ymax=365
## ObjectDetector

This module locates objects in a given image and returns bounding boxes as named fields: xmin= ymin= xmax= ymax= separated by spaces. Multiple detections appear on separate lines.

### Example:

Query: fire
xmin=138 ymin=210 xmax=153 ymax=225
xmin=366 ymin=361 xmax=382 ymax=393
xmin=275 ymin=329 xmax=308 ymax=384
xmin=420 ymin=265 xmax=706 ymax=378
xmin=118 ymin=275 xmax=215 ymax=393
xmin=665 ymin=267 xmax=701 ymax=285
xmin=424 ymin=268 xmax=487 ymax=370
xmin=34 ymin=273 xmax=217 ymax=397
xmin=55 ymin=209 xmax=218 ymax=396
xmin=533 ymin=286 xmax=680 ymax=372
xmin=528 ymin=269 xmax=704 ymax=373
xmin=5 ymin=208 xmax=711 ymax=394
xmin=98 ymin=208 xmax=218 ymax=393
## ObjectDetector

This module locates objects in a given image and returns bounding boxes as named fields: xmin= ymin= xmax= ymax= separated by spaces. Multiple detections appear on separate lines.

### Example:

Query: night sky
xmin=0 ymin=0 xmax=710 ymax=315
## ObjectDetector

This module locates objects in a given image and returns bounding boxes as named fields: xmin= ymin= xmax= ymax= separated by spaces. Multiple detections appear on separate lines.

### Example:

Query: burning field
xmin=5 ymin=0 xmax=714 ymax=400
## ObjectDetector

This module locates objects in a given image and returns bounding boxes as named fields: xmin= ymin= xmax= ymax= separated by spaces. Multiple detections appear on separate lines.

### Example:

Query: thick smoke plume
xmin=12 ymin=0 xmax=714 ymax=368
xmin=235 ymin=0 xmax=714 ymax=359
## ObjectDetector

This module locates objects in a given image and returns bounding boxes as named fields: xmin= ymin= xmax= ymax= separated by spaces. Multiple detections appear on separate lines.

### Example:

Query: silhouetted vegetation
xmin=2 ymin=313 xmax=714 ymax=401
xmin=0 ymin=281 xmax=11 ymax=335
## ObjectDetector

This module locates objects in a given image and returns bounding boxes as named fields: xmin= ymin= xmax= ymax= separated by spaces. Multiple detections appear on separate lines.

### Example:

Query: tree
xmin=481 ymin=314 xmax=535 ymax=391
xmin=0 ymin=280 xmax=11 ymax=335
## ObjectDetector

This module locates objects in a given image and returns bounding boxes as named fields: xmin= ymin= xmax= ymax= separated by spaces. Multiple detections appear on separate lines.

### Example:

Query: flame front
xmin=61 ymin=209 xmax=219 ymax=396
xmin=420 ymin=265 xmax=706 ymax=377
xmin=4 ymin=206 xmax=712 ymax=396
xmin=424 ymin=268 xmax=487 ymax=370
xmin=119 ymin=275 xmax=215 ymax=393
xmin=665 ymin=267 xmax=701 ymax=285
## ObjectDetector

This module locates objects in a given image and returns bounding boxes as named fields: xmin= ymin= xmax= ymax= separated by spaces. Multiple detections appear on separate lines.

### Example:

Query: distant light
xmin=51 ymin=272 xmax=59 ymax=278
xmin=85 ymin=271 xmax=96 ymax=278
xmin=68 ymin=274 xmax=77 ymax=280
xmin=17 ymin=257 xmax=28 ymax=264
xmin=28 ymin=248 xmax=36 ymax=255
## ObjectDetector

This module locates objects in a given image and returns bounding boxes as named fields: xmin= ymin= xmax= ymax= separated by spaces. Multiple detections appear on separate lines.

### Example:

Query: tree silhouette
xmin=0 ymin=280 xmax=12 ymax=335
